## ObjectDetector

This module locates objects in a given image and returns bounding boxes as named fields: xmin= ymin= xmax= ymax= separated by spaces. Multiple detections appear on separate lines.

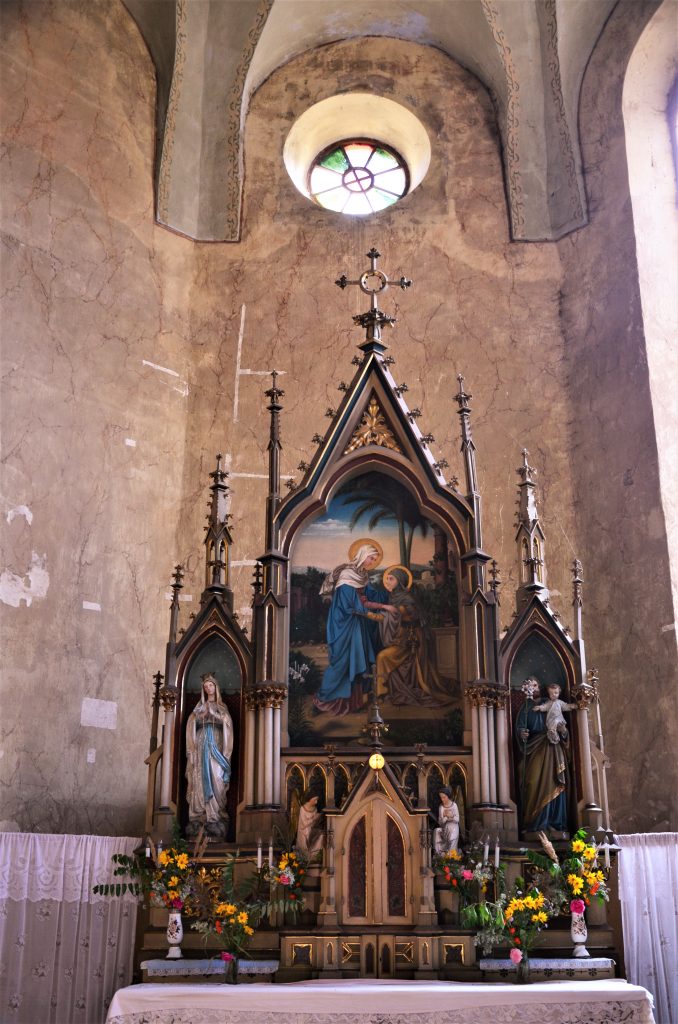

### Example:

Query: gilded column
xmin=487 ymin=704 xmax=497 ymax=805
xmin=272 ymin=696 xmax=283 ymax=805
xmin=470 ymin=699 xmax=481 ymax=804
xmin=495 ymin=690 xmax=511 ymax=807
xmin=572 ymin=677 xmax=599 ymax=810
xmin=158 ymin=684 xmax=177 ymax=810
xmin=256 ymin=697 xmax=266 ymax=805
xmin=244 ymin=691 xmax=257 ymax=807
xmin=263 ymin=699 xmax=274 ymax=805
xmin=478 ymin=701 xmax=490 ymax=805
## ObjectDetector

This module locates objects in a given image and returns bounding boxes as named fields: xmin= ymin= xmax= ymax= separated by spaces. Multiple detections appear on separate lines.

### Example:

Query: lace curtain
xmin=615 ymin=832 xmax=678 ymax=1024
xmin=0 ymin=832 xmax=140 ymax=1024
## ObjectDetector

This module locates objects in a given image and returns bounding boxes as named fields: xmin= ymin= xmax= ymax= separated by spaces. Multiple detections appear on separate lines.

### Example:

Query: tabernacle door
xmin=343 ymin=795 xmax=412 ymax=927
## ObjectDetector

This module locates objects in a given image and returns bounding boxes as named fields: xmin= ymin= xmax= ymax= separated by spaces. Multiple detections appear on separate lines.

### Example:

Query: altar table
xmin=106 ymin=977 xmax=655 ymax=1024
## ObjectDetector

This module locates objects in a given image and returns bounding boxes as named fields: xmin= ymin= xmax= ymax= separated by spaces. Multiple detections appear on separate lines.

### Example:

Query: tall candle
xmin=483 ymin=837 xmax=489 ymax=864
xmin=494 ymin=838 xmax=500 ymax=869
xmin=256 ymin=837 xmax=262 ymax=870
xmin=604 ymin=843 xmax=611 ymax=870
xmin=268 ymin=837 xmax=274 ymax=869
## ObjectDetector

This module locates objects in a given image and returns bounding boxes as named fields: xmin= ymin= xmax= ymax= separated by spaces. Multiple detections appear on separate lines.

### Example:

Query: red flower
xmin=289 ymin=894 xmax=296 ymax=900
xmin=221 ymin=952 xmax=234 ymax=962
xmin=514 ymin=938 xmax=521 ymax=945
xmin=215 ymin=921 xmax=222 ymax=934
xmin=509 ymin=928 xmax=516 ymax=935
xmin=452 ymin=879 xmax=458 ymax=887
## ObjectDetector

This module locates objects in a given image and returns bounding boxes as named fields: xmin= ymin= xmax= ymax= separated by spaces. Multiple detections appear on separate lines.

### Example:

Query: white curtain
xmin=0 ymin=832 xmax=140 ymax=1024
xmin=616 ymin=832 xmax=678 ymax=1024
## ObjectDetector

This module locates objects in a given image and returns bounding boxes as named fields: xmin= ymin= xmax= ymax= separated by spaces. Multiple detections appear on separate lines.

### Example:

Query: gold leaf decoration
xmin=345 ymin=396 xmax=403 ymax=454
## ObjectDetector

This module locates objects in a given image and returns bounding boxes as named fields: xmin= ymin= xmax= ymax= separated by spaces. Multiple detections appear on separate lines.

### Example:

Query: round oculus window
xmin=308 ymin=139 xmax=409 ymax=216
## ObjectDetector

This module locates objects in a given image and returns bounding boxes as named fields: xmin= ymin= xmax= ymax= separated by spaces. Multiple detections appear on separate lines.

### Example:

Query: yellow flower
xmin=237 ymin=911 xmax=248 ymax=924
xmin=447 ymin=850 xmax=462 ymax=862
xmin=169 ymin=876 xmax=179 ymax=888
xmin=582 ymin=846 xmax=596 ymax=862
xmin=176 ymin=853 xmax=189 ymax=870
xmin=244 ymin=925 xmax=254 ymax=936
xmin=532 ymin=911 xmax=548 ymax=924
xmin=168 ymin=889 xmax=179 ymax=900
xmin=535 ymin=893 xmax=546 ymax=908
xmin=224 ymin=903 xmax=237 ymax=916
xmin=571 ymin=839 xmax=585 ymax=854
xmin=228 ymin=916 xmax=236 ymax=924
xmin=523 ymin=895 xmax=536 ymax=910
xmin=158 ymin=850 xmax=171 ymax=866
xmin=215 ymin=903 xmax=229 ymax=916
xmin=568 ymin=874 xmax=584 ymax=895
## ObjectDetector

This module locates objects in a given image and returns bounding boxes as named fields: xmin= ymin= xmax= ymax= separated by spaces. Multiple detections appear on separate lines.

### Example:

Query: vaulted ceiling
xmin=124 ymin=0 xmax=642 ymax=243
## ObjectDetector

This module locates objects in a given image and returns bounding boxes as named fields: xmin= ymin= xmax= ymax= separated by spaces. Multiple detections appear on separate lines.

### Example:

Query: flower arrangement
xmin=189 ymin=852 xmax=267 ymax=973
xmin=264 ymin=848 xmax=307 ymax=917
xmin=460 ymin=877 xmax=558 ymax=963
xmin=92 ymin=827 xmax=202 ymax=907
xmin=152 ymin=845 xmax=193 ymax=911
xmin=434 ymin=842 xmax=495 ymax=905
xmin=529 ymin=828 xmax=610 ymax=911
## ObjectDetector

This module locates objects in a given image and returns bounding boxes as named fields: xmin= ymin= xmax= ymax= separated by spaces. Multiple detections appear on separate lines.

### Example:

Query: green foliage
xmin=92 ymin=852 xmax=150 ymax=900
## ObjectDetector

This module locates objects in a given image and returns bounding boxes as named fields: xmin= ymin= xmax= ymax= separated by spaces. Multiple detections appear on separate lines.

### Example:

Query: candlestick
xmin=145 ymin=843 xmax=151 ymax=859
xmin=604 ymin=842 xmax=611 ymax=870
xmin=483 ymin=837 xmax=489 ymax=864
xmin=268 ymin=836 xmax=274 ymax=869
xmin=494 ymin=837 xmax=500 ymax=869
xmin=256 ymin=837 xmax=262 ymax=870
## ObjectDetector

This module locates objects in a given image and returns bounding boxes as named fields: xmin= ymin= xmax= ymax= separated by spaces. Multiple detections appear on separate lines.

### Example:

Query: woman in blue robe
xmin=314 ymin=543 xmax=393 ymax=715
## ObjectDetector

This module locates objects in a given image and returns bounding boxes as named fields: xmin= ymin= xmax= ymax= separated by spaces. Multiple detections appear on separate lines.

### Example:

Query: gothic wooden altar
xmin=142 ymin=249 xmax=614 ymax=978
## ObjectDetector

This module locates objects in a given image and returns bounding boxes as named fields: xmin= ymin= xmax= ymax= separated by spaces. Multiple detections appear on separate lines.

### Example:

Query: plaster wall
xmin=557 ymin=0 xmax=678 ymax=832
xmin=1 ymin=0 xmax=672 ymax=836
xmin=0 ymin=0 xmax=194 ymax=834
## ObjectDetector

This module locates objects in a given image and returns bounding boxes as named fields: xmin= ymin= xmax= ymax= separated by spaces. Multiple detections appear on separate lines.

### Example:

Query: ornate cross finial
xmin=336 ymin=247 xmax=412 ymax=348
xmin=152 ymin=671 xmax=164 ymax=709
xmin=518 ymin=448 xmax=536 ymax=483
xmin=265 ymin=369 xmax=284 ymax=405
xmin=454 ymin=374 xmax=472 ymax=411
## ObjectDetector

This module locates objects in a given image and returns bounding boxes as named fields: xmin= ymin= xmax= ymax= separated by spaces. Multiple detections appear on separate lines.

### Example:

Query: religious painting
xmin=288 ymin=471 xmax=462 ymax=747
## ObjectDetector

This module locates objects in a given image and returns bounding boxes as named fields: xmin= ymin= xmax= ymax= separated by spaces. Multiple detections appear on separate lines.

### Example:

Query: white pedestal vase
xmin=570 ymin=910 xmax=590 ymax=958
xmin=166 ymin=911 xmax=184 ymax=959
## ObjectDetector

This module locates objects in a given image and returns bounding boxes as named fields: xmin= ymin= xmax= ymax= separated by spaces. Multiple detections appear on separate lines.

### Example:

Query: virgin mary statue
xmin=185 ymin=674 xmax=234 ymax=838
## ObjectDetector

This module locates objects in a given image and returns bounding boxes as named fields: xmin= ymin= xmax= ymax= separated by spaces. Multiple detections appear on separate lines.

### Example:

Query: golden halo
xmin=347 ymin=538 xmax=384 ymax=567
xmin=382 ymin=564 xmax=413 ymax=590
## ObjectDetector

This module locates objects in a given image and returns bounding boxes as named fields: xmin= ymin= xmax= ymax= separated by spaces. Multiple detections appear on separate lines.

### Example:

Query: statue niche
xmin=179 ymin=634 xmax=243 ymax=842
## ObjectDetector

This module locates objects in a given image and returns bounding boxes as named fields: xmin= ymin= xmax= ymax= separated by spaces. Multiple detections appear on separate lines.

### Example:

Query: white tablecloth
xmin=106 ymin=977 xmax=655 ymax=1024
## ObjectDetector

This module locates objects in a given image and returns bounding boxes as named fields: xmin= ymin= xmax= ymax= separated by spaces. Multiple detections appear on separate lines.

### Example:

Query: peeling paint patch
xmin=231 ymin=560 xmax=257 ymax=567
xmin=5 ymin=504 xmax=33 ymax=525
xmin=82 ymin=601 xmax=101 ymax=612
xmin=81 ymin=698 xmax=117 ymax=730
xmin=125 ymin=438 xmax=137 ymax=447
xmin=87 ymin=748 xmax=96 ymax=763
xmin=164 ymin=593 xmax=193 ymax=601
xmin=0 ymin=552 xmax=49 ymax=607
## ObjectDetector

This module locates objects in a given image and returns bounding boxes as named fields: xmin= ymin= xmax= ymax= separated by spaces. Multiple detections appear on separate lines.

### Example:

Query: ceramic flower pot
xmin=570 ymin=910 xmax=590 ymax=957
xmin=166 ymin=911 xmax=184 ymax=959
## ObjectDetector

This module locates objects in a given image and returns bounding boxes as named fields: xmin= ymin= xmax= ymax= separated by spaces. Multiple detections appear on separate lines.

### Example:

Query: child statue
xmin=533 ymin=683 xmax=577 ymax=744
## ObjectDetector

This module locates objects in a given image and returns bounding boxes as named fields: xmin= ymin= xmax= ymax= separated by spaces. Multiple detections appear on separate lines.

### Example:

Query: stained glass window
xmin=309 ymin=139 xmax=409 ymax=215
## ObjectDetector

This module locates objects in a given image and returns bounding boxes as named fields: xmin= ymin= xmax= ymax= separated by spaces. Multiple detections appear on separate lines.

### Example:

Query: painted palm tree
xmin=337 ymin=474 xmax=429 ymax=567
